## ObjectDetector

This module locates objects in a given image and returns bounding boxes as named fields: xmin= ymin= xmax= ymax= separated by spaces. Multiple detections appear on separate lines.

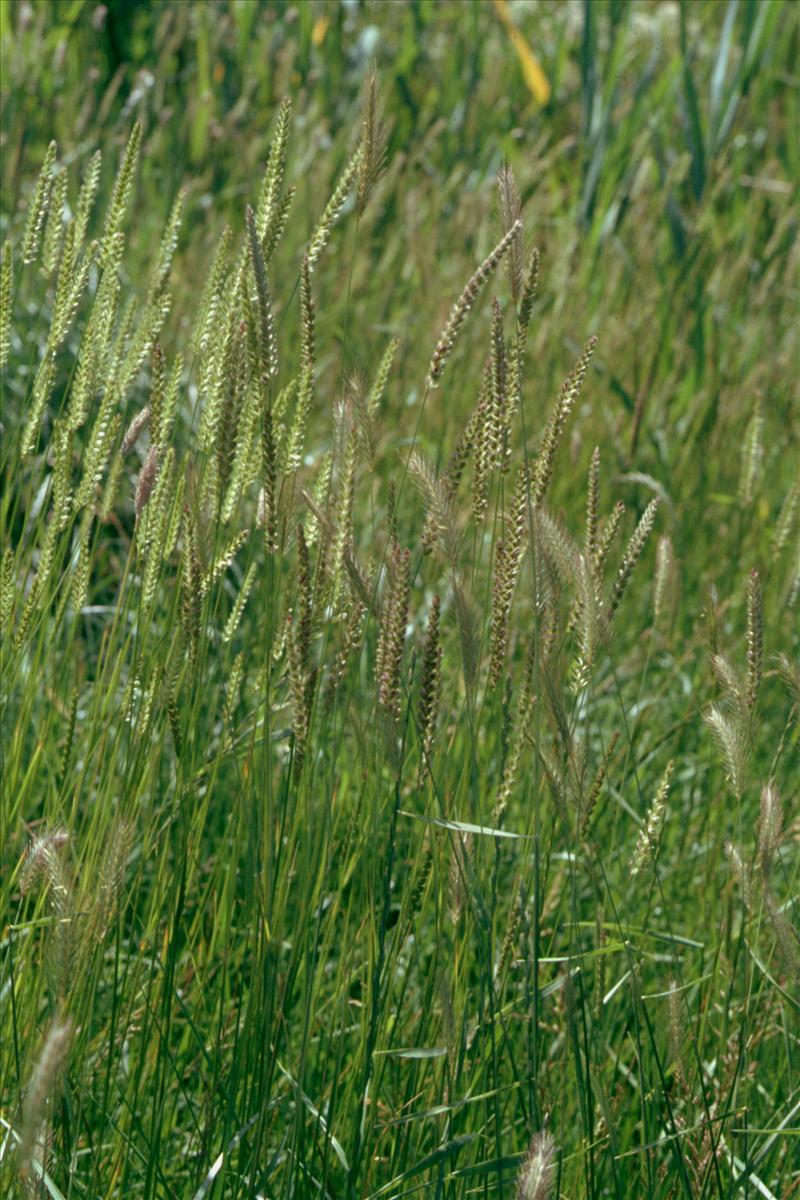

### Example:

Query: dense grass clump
xmin=1 ymin=3 xmax=798 ymax=1198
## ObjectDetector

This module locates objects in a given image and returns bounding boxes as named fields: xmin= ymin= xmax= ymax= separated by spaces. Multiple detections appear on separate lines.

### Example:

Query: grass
xmin=1 ymin=2 xmax=798 ymax=1198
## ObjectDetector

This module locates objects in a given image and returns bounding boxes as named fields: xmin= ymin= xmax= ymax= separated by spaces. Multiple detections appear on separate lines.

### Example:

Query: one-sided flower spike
xmin=745 ymin=569 xmax=763 ymax=713
xmin=22 ymin=141 xmax=58 ymax=265
xmin=428 ymin=220 xmax=522 ymax=387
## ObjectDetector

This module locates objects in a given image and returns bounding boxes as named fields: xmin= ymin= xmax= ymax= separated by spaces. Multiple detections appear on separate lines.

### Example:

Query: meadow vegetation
xmin=1 ymin=2 xmax=798 ymax=1197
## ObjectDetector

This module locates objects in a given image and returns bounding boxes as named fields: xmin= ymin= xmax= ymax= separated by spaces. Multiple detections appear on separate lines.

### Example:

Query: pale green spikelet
xmin=594 ymin=499 xmax=625 ymax=578
xmin=223 ymin=562 xmax=257 ymax=644
xmin=1 ymin=547 xmax=15 ymax=633
xmin=246 ymin=204 xmax=278 ymax=381
xmin=428 ymin=219 xmax=522 ymax=387
xmin=48 ymin=214 xmax=77 ymax=343
xmin=49 ymin=220 xmax=93 ymax=351
xmin=367 ymin=335 xmax=400 ymax=419
xmin=630 ymin=760 xmax=673 ymax=876
xmin=222 ymin=650 xmax=245 ymax=750
xmin=607 ymin=498 xmax=659 ymax=619
xmin=148 ymin=188 xmax=184 ymax=298
xmin=300 ymin=252 xmax=314 ymax=373
xmin=214 ymin=318 xmax=249 ymax=506
xmin=261 ymin=183 xmax=295 ymax=264
xmin=74 ymin=149 xmax=102 ymax=250
xmin=283 ymin=259 xmax=315 ymax=472
xmin=307 ymin=144 xmax=364 ymax=270
xmin=202 ymin=529 xmax=249 ymax=596
xmin=199 ymin=306 xmax=237 ymax=452
xmin=21 ymin=353 xmax=56 ymax=457
xmin=517 ymin=245 xmax=540 ymax=340
xmin=489 ymin=469 xmax=529 ymax=686
xmin=0 ymin=240 xmax=12 ymax=369
xmin=51 ymin=420 xmax=73 ymax=531
xmin=71 ymin=513 xmax=93 ymax=613
xmin=222 ymin=381 xmax=261 ymax=523
xmin=100 ymin=120 xmax=142 ymax=269
xmin=305 ymin=452 xmax=333 ymax=547
xmin=272 ymin=376 xmax=296 ymax=428
xmin=256 ymin=96 xmax=292 ymax=236
xmin=99 ymin=451 xmax=124 ymax=523
xmin=163 ymin=470 xmax=185 ymax=559
xmin=22 ymin=140 xmax=57 ymax=265
xmin=531 ymin=335 xmax=597 ymax=506
xmin=159 ymin=351 xmax=183 ymax=449
xmin=67 ymin=272 xmax=120 ymax=432
xmin=141 ymin=449 xmax=176 ymax=604
xmin=507 ymin=332 xmax=524 ymax=424
xmin=74 ymin=407 xmax=120 ymax=511
xmin=41 ymin=166 xmax=68 ymax=275
xmin=192 ymin=224 xmax=233 ymax=362
xmin=114 ymin=289 xmax=172 ymax=403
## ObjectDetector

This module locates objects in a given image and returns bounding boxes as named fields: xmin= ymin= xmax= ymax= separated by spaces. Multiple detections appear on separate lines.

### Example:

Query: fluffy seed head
xmin=18 ymin=1017 xmax=74 ymax=1177
xmin=516 ymin=1131 xmax=556 ymax=1200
